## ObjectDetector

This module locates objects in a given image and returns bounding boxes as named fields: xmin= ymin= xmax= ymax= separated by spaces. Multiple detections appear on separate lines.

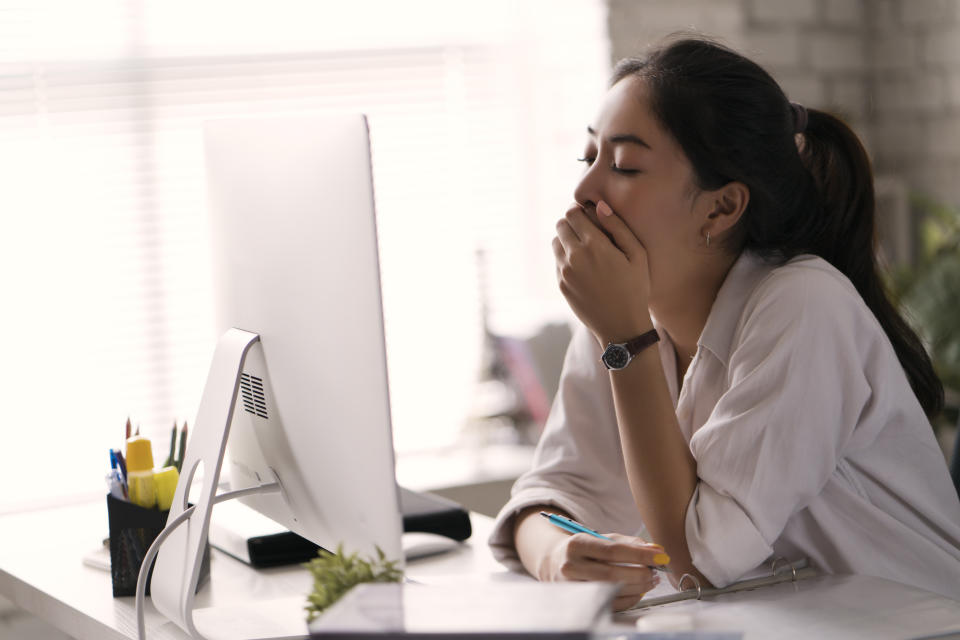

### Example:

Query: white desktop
xmin=148 ymin=113 xmax=405 ymax=640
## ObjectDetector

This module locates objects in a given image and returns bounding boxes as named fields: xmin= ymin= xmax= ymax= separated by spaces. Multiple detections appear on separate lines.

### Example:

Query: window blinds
xmin=0 ymin=0 xmax=609 ymax=509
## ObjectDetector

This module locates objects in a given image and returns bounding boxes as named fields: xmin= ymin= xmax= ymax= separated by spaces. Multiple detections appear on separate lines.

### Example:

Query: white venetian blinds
xmin=0 ymin=0 xmax=609 ymax=510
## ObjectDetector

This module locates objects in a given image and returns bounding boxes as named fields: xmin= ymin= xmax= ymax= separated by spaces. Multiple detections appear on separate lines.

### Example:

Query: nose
xmin=573 ymin=162 xmax=601 ymax=213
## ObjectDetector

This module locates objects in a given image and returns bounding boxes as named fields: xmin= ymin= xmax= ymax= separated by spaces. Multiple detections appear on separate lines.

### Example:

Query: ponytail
xmin=613 ymin=37 xmax=944 ymax=418
xmin=799 ymin=109 xmax=944 ymax=417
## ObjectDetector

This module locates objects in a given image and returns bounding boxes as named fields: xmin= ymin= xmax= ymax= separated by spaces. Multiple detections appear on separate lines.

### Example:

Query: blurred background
xmin=1 ymin=1 xmax=959 ymax=636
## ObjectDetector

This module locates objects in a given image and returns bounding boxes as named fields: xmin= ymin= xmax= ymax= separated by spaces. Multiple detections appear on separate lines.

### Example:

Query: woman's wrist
xmin=513 ymin=506 xmax=571 ymax=581
xmin=596 ymin=318 xmax=655 ymax=347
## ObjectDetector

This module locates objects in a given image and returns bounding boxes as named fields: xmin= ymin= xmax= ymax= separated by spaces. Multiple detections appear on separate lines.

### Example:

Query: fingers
xmin=561 ymin=204 xmax=594 ymax=240
xmin=612 ymin=578 xmax=660 ymax=611
xmin=556 ymin=533 xmax=663 ymax=583
xmin=594 ymin=199 xmax=642 ymax=260
xmin=569 ymin=533 xmax=669 ymax=568
xmin=559 ymin=556 xmax=659 ymax=584
xmin=555 ymin=214 xmax=581 ymax=251
xmin=613 ymin=592 xmax=648 ymax=612
xmin=612 ymin=594 xmax=642 ymax=612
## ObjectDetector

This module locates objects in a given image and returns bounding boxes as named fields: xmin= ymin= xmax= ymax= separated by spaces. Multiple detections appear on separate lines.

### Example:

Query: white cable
xmin=135 ymin=483 xmax=281 ymax=640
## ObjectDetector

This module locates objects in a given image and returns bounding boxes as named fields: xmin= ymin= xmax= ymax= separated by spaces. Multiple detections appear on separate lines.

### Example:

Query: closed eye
xmin=578 ymin=157 xmax=640 ymax=176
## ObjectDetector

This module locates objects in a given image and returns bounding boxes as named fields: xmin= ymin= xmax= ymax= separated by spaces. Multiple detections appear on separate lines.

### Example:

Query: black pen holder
xmin=106 ymin=493 xmax=210 ymax=598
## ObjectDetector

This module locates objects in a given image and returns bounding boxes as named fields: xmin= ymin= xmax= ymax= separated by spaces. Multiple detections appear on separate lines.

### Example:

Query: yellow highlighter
xmin=125 ymin=436 xmax=157 ymax=509
xmin=154 ymin=466 xmax=180 ymax=512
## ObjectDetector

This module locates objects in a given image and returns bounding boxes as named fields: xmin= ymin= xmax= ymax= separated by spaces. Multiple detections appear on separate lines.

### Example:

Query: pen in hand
xmin=539 ymin=511 xmax=671 ymax=573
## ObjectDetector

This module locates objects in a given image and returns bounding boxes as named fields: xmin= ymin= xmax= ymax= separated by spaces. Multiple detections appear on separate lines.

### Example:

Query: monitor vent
xmin=239 ymin=373 xmax=269 ymax=419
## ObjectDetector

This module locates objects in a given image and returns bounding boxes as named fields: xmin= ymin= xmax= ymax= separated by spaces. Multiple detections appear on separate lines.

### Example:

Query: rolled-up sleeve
xmin=686 ymin=269 xmax=872 ymax=587
xmin=488 ymin=323 xmax=644 ymax=571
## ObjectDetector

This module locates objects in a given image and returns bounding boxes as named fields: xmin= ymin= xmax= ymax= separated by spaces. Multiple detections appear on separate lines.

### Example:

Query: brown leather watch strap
xmin=624 ymin=328 xmax=660 ymax=356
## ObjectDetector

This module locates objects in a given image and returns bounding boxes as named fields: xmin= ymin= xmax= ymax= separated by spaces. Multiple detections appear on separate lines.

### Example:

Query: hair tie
xmin=790 ymin=102 xmax=808 ymax=134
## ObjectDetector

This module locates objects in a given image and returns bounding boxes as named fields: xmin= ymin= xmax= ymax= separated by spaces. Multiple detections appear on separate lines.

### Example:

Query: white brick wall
xmin=745 ymin=29 xmax=803 ymax=67
xmin=607 ymin=0 xmax=745 ymax=58
xmin=777 ymin=71 xmax=828 ymax=105
xmin=809 ymin=32 xmax=866 ymax=72
xmin=605 ymin=0 xmax=960 ymax=208
xmin=824 ymin=0 xmax=864 ymax=26
xmin=747 ymin=0 xmax=817 ymax=25
xmin=869 ymin=0 xmax=960 ymax=208
xmin=871 ymin=32 xmax=919 ymax=71
xmin=923 ymin=28 xmax=960 ymax=66
xmin=827 ymin=76 xmax=867 ymax=119
xmin=900 ymin=0 xmax=955 ymax=27
xmin=948 ymin=71 xmax=960 ymax=106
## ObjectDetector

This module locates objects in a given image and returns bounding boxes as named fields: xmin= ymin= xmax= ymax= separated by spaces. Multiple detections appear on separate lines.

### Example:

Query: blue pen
xmin=540 ymin=511 xmax=670 ymax=573
xmin=112 ymin=448 xmax=128 ymax=494
xmin=108 ymin=450 xmax=128 ymax=499
xmin=541 ymin=511 xmax=613 ymax=539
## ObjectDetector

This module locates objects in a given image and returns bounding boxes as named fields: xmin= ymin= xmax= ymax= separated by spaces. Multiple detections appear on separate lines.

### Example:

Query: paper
xmin=309 ymin=581 xmax=619 ymax=634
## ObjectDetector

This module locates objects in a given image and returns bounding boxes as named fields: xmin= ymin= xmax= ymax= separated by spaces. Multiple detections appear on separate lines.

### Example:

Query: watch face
xmin=602 ymin=344 xmax=630 ymax=370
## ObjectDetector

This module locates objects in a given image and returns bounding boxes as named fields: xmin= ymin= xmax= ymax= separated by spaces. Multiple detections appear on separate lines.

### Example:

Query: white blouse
xmin=489 ymin=251 xmax=960 ymax=600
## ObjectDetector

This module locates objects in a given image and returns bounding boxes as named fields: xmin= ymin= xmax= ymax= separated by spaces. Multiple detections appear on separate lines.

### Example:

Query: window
xmin=0 ymin=0 xmax=609 ymax=510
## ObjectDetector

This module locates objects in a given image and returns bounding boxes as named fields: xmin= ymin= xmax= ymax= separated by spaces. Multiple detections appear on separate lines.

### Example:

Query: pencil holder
xmin=106 ymin=493 xmax=210 ymax=597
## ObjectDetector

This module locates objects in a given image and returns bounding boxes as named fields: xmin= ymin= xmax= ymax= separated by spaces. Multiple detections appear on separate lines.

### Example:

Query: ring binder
xmin=770 ymin=556 xmax=799 ymax=581
xmin=677 ymin=573 xmax=702 ymax=600
xmin=629 ymin=557 xmax=816 ymax=610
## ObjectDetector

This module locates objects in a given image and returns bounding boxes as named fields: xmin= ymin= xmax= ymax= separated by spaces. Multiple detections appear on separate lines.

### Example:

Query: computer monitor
xmin=149 ymin=113 xmax=404 ymax=638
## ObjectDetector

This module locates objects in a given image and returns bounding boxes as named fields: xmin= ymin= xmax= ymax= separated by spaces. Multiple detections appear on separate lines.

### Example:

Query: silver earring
xmin=706 ymin=232 xmax=711 ymax=248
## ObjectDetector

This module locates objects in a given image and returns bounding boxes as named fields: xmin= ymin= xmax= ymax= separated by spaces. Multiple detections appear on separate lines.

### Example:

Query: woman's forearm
xmin=606 ymin=344 xmax=709 ymax=587
xmin=512 ymin=505 xmax=574 ymax=580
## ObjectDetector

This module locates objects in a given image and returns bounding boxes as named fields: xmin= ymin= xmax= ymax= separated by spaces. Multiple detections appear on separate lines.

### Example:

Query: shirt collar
xmin=697 ymin=250 xmax=777 ymax=368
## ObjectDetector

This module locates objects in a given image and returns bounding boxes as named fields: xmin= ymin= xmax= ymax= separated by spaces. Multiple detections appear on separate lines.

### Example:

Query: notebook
xmin=622 ymin=566 xmax=960 ymax=640
xmin=307 ymin=581 xmax=619 ymax=638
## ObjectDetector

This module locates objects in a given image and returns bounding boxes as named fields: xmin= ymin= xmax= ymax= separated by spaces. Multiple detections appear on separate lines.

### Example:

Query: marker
xmin=540 ymin=511 xmax=671 ymax=572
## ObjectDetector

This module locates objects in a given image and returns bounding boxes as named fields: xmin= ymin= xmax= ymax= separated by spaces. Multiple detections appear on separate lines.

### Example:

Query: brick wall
xmin=605 ymin=0 xmax=960 ymax=216
xmin=870 ymin=0 xmax=960 ymax=208
xmin=606 ymin=0 xmax=868 ymax=122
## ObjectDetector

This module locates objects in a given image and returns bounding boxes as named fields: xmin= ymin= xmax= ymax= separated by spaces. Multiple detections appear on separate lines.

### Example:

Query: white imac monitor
xmin=149 ymin=113 xmax=404 ymax=638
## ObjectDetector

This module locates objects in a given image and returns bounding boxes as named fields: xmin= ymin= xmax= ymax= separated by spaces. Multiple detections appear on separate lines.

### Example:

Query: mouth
xmin=584 ymin=209 xmax=616 ymax=243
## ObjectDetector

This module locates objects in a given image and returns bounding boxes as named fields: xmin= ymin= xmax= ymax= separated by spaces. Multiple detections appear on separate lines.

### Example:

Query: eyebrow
xmin=587 ymin=126 xmax=652 ymax=150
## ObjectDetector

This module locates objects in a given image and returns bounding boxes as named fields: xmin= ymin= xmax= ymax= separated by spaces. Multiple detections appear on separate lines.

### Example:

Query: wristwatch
xmin=600 ymin=328 xmax=660 ymax=370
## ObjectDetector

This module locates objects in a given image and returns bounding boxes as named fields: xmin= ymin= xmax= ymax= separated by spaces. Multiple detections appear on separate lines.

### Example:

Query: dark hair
xmin=612 ymin=37 xmax=943 ymax=418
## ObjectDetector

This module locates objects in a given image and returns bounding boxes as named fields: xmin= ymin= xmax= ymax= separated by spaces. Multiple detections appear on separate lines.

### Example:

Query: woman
xmin=488 ymin=37 xmax=960 ymax=612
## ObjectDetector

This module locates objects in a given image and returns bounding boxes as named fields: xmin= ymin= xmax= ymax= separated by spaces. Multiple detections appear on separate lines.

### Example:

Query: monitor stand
xmin=147 ymin=327 xmax=289 ymax=639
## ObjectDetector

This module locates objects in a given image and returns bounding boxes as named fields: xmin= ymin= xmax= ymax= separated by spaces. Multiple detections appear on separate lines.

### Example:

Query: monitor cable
xmin=135 ymin=482 xmax=281 ymax=640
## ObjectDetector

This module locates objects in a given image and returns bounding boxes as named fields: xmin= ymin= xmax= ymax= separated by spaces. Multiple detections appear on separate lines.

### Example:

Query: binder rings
xmin=630 ymin=557 xmax=816 ymax=610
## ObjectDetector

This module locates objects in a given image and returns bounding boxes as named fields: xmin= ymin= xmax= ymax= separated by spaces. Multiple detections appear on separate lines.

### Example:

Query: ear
xmin=701 ymin=181 xmax=749 ymax=238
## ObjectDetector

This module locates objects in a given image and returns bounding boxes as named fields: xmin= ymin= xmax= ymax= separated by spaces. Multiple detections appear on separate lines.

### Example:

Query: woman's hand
xmin=542 ymin=532 xmax=666 ymax=611
xmin=552 ymin=200 xmax=653 ymax=345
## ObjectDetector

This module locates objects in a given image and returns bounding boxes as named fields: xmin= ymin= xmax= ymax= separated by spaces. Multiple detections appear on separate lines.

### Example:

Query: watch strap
xmin=623 ymin=328 xmax=660 ymax=356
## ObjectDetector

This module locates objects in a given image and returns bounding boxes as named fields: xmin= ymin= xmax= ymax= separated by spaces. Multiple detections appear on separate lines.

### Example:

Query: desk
xmin=2 ymin=500 xmax=959 ymax=639
xmin=0 ymin=499 xmax=507 ymax=640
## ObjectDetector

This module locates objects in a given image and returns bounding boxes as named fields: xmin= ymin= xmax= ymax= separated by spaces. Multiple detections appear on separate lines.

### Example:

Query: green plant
xmin=303 ymin=544 xmax=402 ymax=622
xmin=890 ymin=195 xmax=960 ymax=395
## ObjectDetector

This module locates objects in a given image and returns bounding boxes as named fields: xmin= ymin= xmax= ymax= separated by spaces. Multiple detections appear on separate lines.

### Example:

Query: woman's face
xmin=573 ymin=75 xmax=713 ymax=289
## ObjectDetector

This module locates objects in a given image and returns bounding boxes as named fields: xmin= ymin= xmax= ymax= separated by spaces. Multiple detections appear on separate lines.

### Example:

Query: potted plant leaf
xmin=889 ymin=194 xmax=960 ymax=487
